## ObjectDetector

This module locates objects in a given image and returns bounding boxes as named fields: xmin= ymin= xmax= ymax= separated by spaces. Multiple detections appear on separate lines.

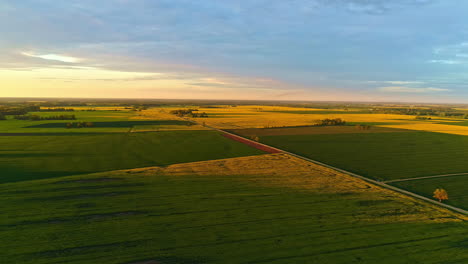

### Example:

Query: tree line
xmin=40 ymin=108 xmax=75 ymax=112
xmin=170 ymin=109 xmax=208 ymax=118
xmin=0 ymin=105 xmax=40 ymax=116
xmin=14 ymin=114 xmax=76 ymax=121
xmin=66 ymin=122 xmax=94 ymax=128
xmin=314 ymin=118 xmax=346 ymax=126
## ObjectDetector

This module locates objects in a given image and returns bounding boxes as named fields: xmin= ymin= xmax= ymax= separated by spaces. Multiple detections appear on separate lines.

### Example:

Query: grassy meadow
xmin=2 ymin=154 xmax=467 ymax=264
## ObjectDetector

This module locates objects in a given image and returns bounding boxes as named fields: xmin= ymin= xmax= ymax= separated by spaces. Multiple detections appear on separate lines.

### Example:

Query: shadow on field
xmin=24 ymin=120 xmax=192 ymax=128
xmin=0 ymin=132 xmax=116 ymax=136
xmin=0 ymin=152 xmax=70 ymax=158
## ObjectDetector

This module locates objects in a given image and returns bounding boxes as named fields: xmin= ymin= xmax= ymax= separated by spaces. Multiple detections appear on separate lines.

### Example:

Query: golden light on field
xmin=380 ymin=123 xmax=468 ymax=136
xmin=124 ymin=153 xmax=466 ymax=222
xmin=149 ymin=105 xmax=417 ymax=129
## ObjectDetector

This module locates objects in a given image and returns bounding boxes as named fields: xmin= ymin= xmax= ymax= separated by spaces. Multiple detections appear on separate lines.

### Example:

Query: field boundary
xmin=196 ymin=121 xmax=468 ymax=216
xmin=384 ymin=172 xmax=468 ymax=183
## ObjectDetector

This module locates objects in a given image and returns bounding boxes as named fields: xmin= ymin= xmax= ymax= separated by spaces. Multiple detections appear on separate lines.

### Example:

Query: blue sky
xmin=1 ymin=0 xmax=468 ymax=102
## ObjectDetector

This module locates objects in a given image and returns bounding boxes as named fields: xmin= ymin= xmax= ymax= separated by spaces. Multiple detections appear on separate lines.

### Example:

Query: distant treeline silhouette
xmin=14 ymin=114 xmax=76 ymax=121
xmin=66 ymin=122 xmax=94 ymax=128
xmin=314 ymin=118 xmax=346 ymax=126
xmin=170 ymin=109 xmax=208 ymax=118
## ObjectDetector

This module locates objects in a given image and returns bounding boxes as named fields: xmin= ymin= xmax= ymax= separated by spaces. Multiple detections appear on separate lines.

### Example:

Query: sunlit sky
xmin=1 ymin=0 xmax=468 ymax=102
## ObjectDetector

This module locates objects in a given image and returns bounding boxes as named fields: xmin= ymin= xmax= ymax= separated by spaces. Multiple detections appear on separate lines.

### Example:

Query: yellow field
xmin=137 ymin=105 xmax=468 ymax=136
xmin=380 ymin=123 xmax=468 ymax=136
xmin=124 ymin=153 xmax=466 ymax=222
xmin=141 ymin=105 xmax=413 ymax=129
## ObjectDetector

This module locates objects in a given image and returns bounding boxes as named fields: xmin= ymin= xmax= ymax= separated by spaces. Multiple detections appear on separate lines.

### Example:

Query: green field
xmin=2 ymin=168 xmax=467 ymax=264
xmin=0 ymin=130 xmax=264 ymax=183
xmin=260 ymin=131 xmax=468 ymax=181
xmin=1 ymin=106 xmax=467 ymax=263
xmin=257 ymin=130 xmax=468 ymax=210
xmin=393 ymin=176 xmax=468 ymax=209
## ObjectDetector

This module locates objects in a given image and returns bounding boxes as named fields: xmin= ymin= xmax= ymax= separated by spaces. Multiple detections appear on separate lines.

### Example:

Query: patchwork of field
xmin=1 ymin=104 xmax=468 ymax=263
xmin=2 ymin=154 xmax=467 ymax=264
xmin=151 ymin=105 xmax=419 ymax=129
xmin=0 ymin=109 xmax=263 ymax=183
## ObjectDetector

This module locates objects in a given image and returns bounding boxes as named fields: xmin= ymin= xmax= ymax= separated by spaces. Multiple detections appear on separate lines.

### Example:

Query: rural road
xmin=192 ymin=120 xmax=468 ymax=216
xmin=384 ymin=172 xmax=468 ymax=184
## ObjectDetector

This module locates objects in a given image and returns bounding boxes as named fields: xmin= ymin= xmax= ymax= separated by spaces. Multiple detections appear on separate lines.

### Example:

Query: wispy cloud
xmin=21 ymin=52 xmax=82 ymax=63
xmin=367 ymin=80 xmax=424 ymax=85
xmin=378 ymin=86 xmax=451 ymax=93
xmin=428 ymin=59 xmax=462 ymax=65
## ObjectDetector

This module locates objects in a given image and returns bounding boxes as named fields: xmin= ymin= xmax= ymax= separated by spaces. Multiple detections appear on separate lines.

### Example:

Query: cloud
xmin=378 ymin=86 xmax=451 ymax=93
xmin=429 ymin=59 xmax=462 ymax=65
xmin=324 ymin=0 xmax=435 ymax=14
xmin=21 ymin=52 xmax=82 ymax=63
xmin=367 ymin=80 xmax=424 ymax=85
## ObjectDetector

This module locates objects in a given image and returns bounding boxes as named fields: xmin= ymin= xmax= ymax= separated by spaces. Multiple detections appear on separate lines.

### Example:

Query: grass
xmin=0 ymin=130 xmax=264 ymax=183
xmin=1 ymin=154 xmax=466 ymax=264
xmin=392 ymin=175 xmax=468 ymax=210
xmin=260 ymin=131 xmax=468 ymax=181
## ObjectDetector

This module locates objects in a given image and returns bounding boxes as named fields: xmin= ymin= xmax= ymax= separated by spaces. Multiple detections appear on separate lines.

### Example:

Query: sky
xmin=1 ymin=0 xmax=468 ymax=103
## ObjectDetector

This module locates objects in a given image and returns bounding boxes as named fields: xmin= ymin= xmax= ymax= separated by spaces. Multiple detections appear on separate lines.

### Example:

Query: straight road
xmin=384 ymin=172 xmax=468 ymax=184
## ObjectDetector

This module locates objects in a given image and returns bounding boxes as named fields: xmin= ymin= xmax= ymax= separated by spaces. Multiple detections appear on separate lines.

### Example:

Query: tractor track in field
xmin=191 ymin=120 xmax=468 ymax=216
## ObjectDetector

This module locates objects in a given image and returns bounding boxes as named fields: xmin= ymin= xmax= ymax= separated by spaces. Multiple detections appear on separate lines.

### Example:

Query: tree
xmin=433 ymin=188 xmax=448 ymax=202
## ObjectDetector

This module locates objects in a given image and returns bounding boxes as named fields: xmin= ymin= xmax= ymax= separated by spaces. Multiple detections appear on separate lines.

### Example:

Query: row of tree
xmin=170 ymin=109 xmax=208 ymax=118
xmin=14 ymin=114 xmax=76 ymax=121
xmin=314 ymin=118 xmax=346 ymax=126
xmin=40 ymin=108 xmax=75 ymax=112
xmin=356 ymin=124 xmax=372 ymax=130
xmin=415 ymin=116 xmax=432 ymax=120
xmin=66 ymin=122 xmax=94 ymax=128
xmin=0 ymin=105 xmax=40 ymax=115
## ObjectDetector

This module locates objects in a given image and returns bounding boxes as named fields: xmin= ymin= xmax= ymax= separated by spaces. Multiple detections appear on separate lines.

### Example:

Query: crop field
xmin=2 ymin=102 xmax=468 ymax=263
xmin=259 ymin=131 xmax=468 ymax=180
xmin=2 ymin=154 xmax=467 ymax=264
xmin=250 ymin=130 xmax=468 ymax=209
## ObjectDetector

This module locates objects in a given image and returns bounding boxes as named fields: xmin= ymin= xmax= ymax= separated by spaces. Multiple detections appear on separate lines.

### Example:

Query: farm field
xmin=231 ymin=128 xmax=468 ymax=210
xmin=381 ymin=123 xmax=468 ymax=136
xmin=0 ymin=108 xmax=263 ymax=183
xmin=0 ymin=130 xmax=264 ymax=183
xmin=2 ymin=154 xmax=467 ymax=264
xmin=1 ymin=101 xmax=468 ymax=263
xmin=259 ymin=131 xmax=468 ymax=181
xmin=156 ymin=105 xmax=420 ymax=129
